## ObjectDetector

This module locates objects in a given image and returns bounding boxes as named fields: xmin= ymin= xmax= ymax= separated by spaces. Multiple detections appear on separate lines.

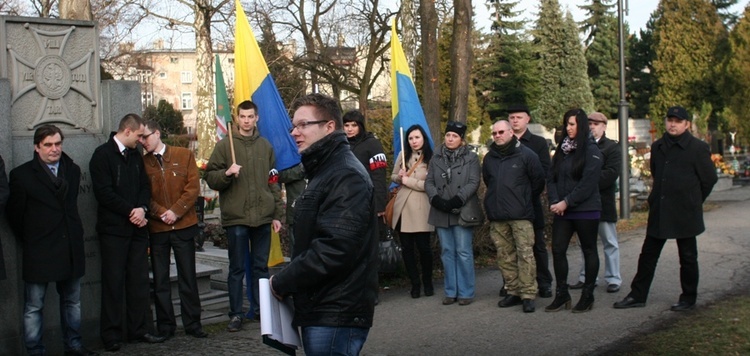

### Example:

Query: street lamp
xmin=618 ymin=0 xmax=630 ymax=219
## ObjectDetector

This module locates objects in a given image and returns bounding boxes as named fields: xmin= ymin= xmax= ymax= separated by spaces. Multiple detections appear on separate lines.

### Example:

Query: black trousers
xmin=551 ymin=218 xmax=600 ymax=286
xmin=99 ymin=233 xmax=151 ymax=345
xmin=533 ymin=228 xmax=553 ymax=288
xmin=150 ymin=226 xmax=202 ymax=334
xmin=399 ymin=231 xmax=433 ymax=289
xmin=628 ymin=236 xmax=698 ymax=303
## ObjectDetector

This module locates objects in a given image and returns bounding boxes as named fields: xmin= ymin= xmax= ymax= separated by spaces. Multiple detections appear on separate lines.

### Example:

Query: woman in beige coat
xmin=391 ymin=124 xmax=435 ymax=298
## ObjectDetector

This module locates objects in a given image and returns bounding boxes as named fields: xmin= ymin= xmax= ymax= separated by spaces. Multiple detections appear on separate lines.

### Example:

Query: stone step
xmin=148 ymin=261 xmax=222 ymax=296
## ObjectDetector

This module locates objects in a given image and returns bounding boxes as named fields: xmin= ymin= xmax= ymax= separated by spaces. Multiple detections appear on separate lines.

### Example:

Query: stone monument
xmin=0 ymin=15 xmax=142 ymax=354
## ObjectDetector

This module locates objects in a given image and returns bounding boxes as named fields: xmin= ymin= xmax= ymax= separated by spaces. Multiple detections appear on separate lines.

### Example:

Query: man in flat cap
xmin=570 ymin=112 xmax=622 ymax=293
xmin=614 ymin=106 xmax=717 ymax=311
xmin=505 ymin=105 xmax=554 ymax=299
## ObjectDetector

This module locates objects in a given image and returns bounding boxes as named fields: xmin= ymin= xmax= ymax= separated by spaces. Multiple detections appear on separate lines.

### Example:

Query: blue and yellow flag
xmin=390 ymin=19 xmax=433 ymax=163
xmin=234 ymin=0 xmax=300 ymax=171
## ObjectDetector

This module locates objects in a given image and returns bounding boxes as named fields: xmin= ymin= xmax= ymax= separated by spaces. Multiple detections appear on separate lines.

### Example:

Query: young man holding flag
xmin=205 ymin=100 xmax=283 ymax=332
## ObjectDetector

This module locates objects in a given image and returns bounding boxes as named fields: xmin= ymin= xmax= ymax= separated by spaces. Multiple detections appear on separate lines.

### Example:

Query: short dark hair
xmin=290 ymin=93 xmax=342 ymax=129
xmin=34 ymin=124 xmax=64 ymax=145
xmin=145 ymin=120 xmax=161 ymax=133
xmin=118 ymin=113 xmax=145 ymax=132
xmin=237 ymin=100 xmax=258 ymax=114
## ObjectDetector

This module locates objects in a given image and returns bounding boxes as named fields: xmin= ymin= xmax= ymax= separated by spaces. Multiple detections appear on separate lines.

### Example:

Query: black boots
xmin=572 ymin=283 xmax=595 ymax=313
xmin=410 ymin=284 xmax=420 ymax=298
xmin=545 ymin=284 xmax=572 ymax=312
xmin=423 ymin=279 xmax=434 ymax=296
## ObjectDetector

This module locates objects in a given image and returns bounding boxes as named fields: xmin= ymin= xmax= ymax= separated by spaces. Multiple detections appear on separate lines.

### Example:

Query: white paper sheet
xmin=259 ymin=278 xmax=301 ymax=349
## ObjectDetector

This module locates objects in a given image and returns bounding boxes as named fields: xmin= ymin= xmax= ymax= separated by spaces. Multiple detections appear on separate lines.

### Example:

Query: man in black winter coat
xmin=614 ymin=106 xmax=718 ymax=312
xmin=484 ymin=120 xmax=546 ymax=313
xmin=90 ymin=114 xmax=165 ymax=351
xmin=271 ymin=94 xmax=377 ymax=355
xmin=7 ymin=125 xmax=96 ymax=355
xmin=507 ymin=105 xmax=554 ymax=298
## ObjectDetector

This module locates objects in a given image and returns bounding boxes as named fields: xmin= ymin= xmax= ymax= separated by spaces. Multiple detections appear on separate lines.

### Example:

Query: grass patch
xmin=203 ymin=321 xmax=227 ymax=335
xmin=616 ymin=294 xmax=750 ymax=355
xmin=616 ymin=211 xmax=649 ymax=232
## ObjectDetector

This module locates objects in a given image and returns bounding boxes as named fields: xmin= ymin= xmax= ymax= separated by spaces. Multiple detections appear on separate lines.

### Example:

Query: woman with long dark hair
xmin=546 ymin=109 xmax=603 ymax=313
xmin=391 ymin=124 xmax=434 ymax=298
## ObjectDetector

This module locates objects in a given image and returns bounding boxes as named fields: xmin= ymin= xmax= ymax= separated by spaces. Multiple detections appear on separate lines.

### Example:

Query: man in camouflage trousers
xmin=482 ymin=120 xmax=546 ymax=313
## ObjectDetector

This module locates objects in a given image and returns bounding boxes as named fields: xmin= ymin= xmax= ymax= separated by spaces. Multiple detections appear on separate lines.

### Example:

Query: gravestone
xmin=0 ymin=16 xmax=142 ymax=354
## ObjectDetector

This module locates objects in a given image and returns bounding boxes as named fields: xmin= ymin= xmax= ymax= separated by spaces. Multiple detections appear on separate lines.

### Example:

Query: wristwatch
xmin=140 ymin=205 xmax=149 ymax=214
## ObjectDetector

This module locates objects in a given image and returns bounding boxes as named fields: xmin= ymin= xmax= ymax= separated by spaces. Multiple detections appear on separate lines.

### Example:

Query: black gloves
xmin=448 ymin=196 xmax=464 ymax=210
xmin=431 ymin=196 xmax=453 ymax=212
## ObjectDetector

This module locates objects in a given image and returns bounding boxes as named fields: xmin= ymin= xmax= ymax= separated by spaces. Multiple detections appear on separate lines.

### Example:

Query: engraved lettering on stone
xmin=8 ymin=24 xmax=97 ymax=129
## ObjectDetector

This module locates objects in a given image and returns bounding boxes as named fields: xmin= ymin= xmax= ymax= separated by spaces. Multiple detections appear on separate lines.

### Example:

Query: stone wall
xmin=1 ymin=14 xmax=143 ymax=354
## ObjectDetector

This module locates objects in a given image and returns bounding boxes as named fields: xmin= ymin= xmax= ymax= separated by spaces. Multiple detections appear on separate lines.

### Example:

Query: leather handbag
xmin=384 ymin=154 xmax=424 ymax=228
xmin=458 ymin=194 xmax=485 ymax=227
xmin=378 ymin=228 xmax=402 ymax=274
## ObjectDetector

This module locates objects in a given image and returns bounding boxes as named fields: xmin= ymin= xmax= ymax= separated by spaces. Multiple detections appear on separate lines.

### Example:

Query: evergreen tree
xmin=650 ymin=0 xmax=727 ymax=134
xmin=712 ymin=0 xmax=740 ymax=27
xmin=475 ymin=0 xmax=539 ymax=121
xmin=724 ymin=5 xmax=750 ymax=143
xmin=584 ymin=10 xmax=622 ymax=118
xmin=628 ymin=17 xmax=657 ymax=119
xmin=533 ymin=0 xmax=594 ymax=129
xmin=579 ymin=0 xmax=616 ymax=45
xmin=143 ymin=99 xmax=185 ymax=136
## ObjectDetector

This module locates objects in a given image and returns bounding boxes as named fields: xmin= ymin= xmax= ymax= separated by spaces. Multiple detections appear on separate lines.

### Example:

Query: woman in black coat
xmin=546 ymin=109 xmax=602 ymax=313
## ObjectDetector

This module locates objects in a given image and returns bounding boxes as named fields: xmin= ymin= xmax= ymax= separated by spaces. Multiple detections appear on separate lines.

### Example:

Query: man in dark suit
xmin=7 ymin=124 xmax=97 ymax=355
xmin=614 ymin=106 xmax=718 ymax=311
xmin=570 ymin=112 xmax=623 ymax=293
xmin=507 ymin=105 xmax=554 ymax=298
xmin=141 ymin=120 xmax=207 ymax=339
xmin=90 ymin=114 xmax=165 ymax=351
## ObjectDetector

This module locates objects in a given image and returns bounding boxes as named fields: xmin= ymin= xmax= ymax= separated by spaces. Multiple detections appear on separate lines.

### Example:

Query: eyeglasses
xmin=289 ymin=120 xmax=328 ymax=133
xmin=141 ymin=131 xmax=155 ymax=139
xmin=491 ymin=130 xmax=506 ymax=136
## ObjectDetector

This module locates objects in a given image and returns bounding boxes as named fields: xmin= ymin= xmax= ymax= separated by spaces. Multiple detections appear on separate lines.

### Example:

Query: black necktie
xmin=122 ymin=148 xmax=128 ymax=157
xmin=155 ymin=153 xmax=163 ymax=167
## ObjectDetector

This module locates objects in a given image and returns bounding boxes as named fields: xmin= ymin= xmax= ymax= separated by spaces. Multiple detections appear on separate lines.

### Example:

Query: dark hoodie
xmin=344 ymin=113 xmax=388 ymax=212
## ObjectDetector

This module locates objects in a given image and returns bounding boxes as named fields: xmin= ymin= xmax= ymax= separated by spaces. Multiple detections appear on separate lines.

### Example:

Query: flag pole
xmin=228 ymin=116 xmax=237 ymax=165
xmin=399 ymin=127 xmax=406 ymax=171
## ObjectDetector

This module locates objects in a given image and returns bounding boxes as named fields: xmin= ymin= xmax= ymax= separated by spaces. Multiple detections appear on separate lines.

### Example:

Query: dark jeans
xmin=150 ymin=226 xmax=202 ymax=334
xmin=227 ymin=224 xmax=270 ymax=318
xmin=301 ymin=326 xmax=370 ymax=356
xmin=399 ymin=231 xmax=433 ymax=289
xmin=551 ymin=218 xmax=600 ymax=286
xmin=628 ymin=236 xmax=699 ymax=303
xmin=533 ymin=228 xmax=553 ymax=288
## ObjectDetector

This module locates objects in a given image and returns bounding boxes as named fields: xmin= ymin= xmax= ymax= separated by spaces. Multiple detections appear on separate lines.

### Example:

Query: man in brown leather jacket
xmin=141 ymin=120 xmax=207 ymax=339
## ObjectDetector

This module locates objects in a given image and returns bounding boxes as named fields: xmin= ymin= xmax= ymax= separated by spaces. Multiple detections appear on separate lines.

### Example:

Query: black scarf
xmin=491 ymin=136 xmax=518 ymax=157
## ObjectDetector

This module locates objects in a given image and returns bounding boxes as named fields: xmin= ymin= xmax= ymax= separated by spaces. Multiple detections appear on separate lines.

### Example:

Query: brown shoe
xmin=442 ymin=297 xmax=457 ymax=305
xmin=458 ymin=298 xmax=473 ymax=306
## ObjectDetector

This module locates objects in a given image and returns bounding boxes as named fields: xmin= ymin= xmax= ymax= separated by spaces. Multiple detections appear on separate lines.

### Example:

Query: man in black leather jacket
xmin=270 ymin=94 xmax=378 ymax=355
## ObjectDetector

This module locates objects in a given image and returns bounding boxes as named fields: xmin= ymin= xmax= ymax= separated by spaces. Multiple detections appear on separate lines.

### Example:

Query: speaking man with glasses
xmin=270 ymin=93 xmax=378 ymax=355
xmin=205 ymin=100 xmax=283 ymax=332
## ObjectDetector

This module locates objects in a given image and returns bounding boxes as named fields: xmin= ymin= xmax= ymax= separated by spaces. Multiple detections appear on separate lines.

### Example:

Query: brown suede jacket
xmin=143 ymin=145 xmax=200 ymax=233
